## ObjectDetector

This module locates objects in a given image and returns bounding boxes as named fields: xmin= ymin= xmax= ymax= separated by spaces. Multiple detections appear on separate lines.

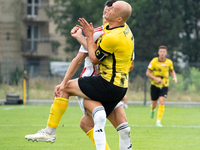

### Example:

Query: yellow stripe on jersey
xmin=97 ymin=23 xmax=134 ymax=88
xmin=148 ymin=57 xmax=173 ymax=88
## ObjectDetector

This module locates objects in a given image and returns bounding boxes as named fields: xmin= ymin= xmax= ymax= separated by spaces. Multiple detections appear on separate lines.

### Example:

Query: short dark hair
xmin=105 ymin=0 xmax=117 ymax=7
xmin=159 ymin=45 xmax=167 ymax=51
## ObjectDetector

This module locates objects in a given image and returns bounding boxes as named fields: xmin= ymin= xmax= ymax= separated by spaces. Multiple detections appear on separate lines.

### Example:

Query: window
xmin=25 ymin=59 xmax=40 ymax=77
xmin=27 ymin=25 xmax=39 ymax=52
xmin=27 ymin=0 xmax=40 ymax=18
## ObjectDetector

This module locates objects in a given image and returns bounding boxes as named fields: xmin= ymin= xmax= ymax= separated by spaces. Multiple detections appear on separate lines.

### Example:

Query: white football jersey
xmin=79 ymin=26 xmax=103 ymax=77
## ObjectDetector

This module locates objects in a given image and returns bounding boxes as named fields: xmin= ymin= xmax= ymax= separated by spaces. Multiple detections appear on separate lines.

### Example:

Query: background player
xmin=146 ymin=45 xmax=177 ymax=127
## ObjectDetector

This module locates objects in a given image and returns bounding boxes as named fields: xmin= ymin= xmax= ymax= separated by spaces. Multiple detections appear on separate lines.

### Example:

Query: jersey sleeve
xmin=99 ymin=34 xmax=117 ymax=54
xmin=148 ymin=59 xmax=154 ymax=70
xmin=78 ymin=45 xmax=88 ymax=53
xmin=169 ymin=60 xmax=174 ymax=70
xmin=93 ymin=30 xmax=102 ymax=43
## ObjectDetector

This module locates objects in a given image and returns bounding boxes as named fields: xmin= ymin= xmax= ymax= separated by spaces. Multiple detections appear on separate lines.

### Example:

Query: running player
xmin=146 ymin=45 xmax=177 ymax=127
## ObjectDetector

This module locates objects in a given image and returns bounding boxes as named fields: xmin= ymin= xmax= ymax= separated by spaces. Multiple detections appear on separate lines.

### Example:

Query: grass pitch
xmin=0 ymin=104 xmax=200 ymax=150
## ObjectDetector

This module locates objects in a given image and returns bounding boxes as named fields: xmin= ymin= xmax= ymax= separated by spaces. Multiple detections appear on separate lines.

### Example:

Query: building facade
xmin=0 ymin=0 xmax=67 ymax=83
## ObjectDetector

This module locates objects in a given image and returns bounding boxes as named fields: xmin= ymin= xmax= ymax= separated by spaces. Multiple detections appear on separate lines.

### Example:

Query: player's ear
xmin=117 ymin=16 xmax=123 ymax=23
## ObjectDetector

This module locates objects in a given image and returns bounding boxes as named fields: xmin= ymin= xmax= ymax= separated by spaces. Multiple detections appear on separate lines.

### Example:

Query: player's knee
xmin=93 ymin=107 xmax=106 ymax=125
xmin=79 ymin=116 xmax=85 ymax=130
xmin=117 ymin=123 xmax=131 ymax=138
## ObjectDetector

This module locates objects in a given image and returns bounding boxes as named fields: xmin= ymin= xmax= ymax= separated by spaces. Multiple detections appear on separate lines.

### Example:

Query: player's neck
xmin=158 ymin=57 xmax=166 ymax=62
xmin=108 ymin=22 xmax=124 ymax=29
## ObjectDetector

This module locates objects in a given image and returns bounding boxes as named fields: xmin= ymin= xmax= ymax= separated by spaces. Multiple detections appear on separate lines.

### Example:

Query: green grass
xmin=0 ymin=104 xmax=200 ymax=150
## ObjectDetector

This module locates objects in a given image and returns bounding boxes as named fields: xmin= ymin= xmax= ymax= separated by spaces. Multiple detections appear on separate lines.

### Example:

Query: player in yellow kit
xmin=146 ymin=45 xmax=177 ymax=127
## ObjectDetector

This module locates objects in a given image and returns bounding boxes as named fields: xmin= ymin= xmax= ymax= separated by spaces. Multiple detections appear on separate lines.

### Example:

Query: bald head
xmin=113 ymin=1 xmax=132 ymax=22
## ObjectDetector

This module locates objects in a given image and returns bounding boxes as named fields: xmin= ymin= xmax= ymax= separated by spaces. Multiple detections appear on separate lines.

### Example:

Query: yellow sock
xmin=47 ymin=97 xmax=69 ymax=128
xmin=151 ymin=104 xmax=155 ymax=111
xmin=86 ymin=128 xmax=111 ymax=150
xmin=157 ymin=105 xmax=165 ymax=121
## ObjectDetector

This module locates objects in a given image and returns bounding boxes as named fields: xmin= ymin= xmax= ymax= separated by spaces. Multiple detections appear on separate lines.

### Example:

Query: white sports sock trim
xmin=117 ymin=122 xmax=132 ymax=150
xmin=93 ymin=106 xmax=106 ymax=150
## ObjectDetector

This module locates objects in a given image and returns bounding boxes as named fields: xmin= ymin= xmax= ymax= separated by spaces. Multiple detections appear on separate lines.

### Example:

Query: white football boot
xmin=25 ymin=129 xmax=56 ymax=144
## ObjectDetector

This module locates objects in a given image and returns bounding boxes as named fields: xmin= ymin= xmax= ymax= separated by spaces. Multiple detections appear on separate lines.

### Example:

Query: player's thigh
xmin=107 ymin=105 xmax=127 ymax=129
xmin=64 ymin=78 xmax=89 ymax=98
xmin=84 ymin=99 xmax=103 ymax=117
xmin=159 ymin=96 xmax=166 ymax=105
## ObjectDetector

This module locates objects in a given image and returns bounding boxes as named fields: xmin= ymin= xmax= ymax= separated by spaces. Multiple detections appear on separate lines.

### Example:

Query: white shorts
xmin=76 ymin=96 xmax=124 ymax=115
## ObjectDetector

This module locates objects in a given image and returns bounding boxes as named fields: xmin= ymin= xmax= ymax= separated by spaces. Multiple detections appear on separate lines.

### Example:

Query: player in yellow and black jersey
xmin=96 ymin=22 xmax=134 ymax=88
xmin=146 ymin=45 xmax=177 ymax=127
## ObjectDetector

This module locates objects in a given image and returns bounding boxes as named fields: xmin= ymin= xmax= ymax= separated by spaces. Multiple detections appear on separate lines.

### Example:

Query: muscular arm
xmin=78 ymin=18 xmax=100 ymax=65
xmin=170 ymin=69 xmax=177 ymax=84
xmin=129 ymin=60 xmax=134 ymax=72
xmin=61 ymin=52 xmax=88 ymax=85
xmin=71 ymin=26 xmax=87 ymax=50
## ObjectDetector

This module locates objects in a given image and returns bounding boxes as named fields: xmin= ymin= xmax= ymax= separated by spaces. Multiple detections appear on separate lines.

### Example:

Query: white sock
xmin=93 ymin=106 xmax=106 ymax=150
xmin=156 ymin=120 xmax=161 ymax=123
xmin=117 ymin=122 xmax=132 ymax=150
xmin=45 ymin=126 xmax=56 ymax=135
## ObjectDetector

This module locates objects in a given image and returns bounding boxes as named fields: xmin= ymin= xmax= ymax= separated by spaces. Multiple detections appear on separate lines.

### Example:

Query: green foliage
xmin=10 ymin=67 xmax=23 ymax=85
xmin=169 ymin=67 xmax=200 ymax=93
xmin=46 ymin=0 xmax=200 ymax=64
xmin=181 ymin=0 xmax=200 ymax=63
xmin=189 ymin=67 xmax=200 ymax=92
xmin=51 ymin=40 xmax=61 ymax=54
xmin=126 ymin=0 xmax=183 ymax=62
xmin=46 ymin=0 xmax=105 ymax=53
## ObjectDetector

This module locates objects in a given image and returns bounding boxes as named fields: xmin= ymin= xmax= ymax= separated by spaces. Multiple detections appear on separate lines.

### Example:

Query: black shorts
xmin=150 ymin=85 xmax=168 ymax=101
xmin=78 ymin=76 xmax=127 ymax=116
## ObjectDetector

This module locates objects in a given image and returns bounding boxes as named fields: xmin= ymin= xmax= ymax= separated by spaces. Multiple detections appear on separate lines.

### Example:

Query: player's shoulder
xmin=94 ymin=26 xmax=103 ymax=33
xmin=151 ymin=57 xmax=158 ymax=62
xmin=165 ymin=58 xmax=173 ymax=64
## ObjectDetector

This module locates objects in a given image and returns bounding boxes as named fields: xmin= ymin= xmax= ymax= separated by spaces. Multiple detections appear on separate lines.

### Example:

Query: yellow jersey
xmin=96 ymin=23 xmax=134 ymax=88
xmin=148 ymin=57 xmax=173 ymax=88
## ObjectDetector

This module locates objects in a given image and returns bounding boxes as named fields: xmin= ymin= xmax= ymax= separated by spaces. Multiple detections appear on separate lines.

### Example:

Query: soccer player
xmin=146 ymin=45 xmax=177 ymax=127
xmin=72 ymin=5 xmax=134 ymax=150
xmin=25 ymin=1 xmax=134 ymax=149
xmin=71 ymin=1 xmax=133 ymax=149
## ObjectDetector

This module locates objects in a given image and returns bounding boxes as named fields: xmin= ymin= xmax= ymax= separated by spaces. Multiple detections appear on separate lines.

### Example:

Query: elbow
xmin=146 ymin=71 xmax=149 ymax=77
xmin=91 ymin=59 xmax=99 ymax=65
xmin=90 ymin=55 xmax=99 ymax=65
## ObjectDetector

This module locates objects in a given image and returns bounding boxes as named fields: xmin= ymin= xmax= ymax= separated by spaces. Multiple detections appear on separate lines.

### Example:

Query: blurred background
xmin=0 ymin=0 xmax=199 ymax=103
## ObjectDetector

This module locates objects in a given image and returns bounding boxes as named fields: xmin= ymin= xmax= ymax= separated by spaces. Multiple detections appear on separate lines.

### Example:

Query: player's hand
xmin=77 ymin=18 xmax=94 ymax=38
xmin=173 ymin=77 xmax=177 ymax=84
xmin=71 ymin=26 xmax=83 ymax=39
xmin=156 ymin=78 xmax=162 ymax=83
xmin=54 ymin=84 xmax=61 ymax=97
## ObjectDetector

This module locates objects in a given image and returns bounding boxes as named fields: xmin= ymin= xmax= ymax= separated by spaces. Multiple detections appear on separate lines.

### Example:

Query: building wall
xmin=0 ymin=0 xmax=23 ymax=82
xmin=0 ymin=0 xmax=70 ymax=83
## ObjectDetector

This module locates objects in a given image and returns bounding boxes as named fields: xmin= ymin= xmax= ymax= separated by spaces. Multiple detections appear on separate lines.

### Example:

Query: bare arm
xmin=54 ymin=52 xmax=87 ymax=97
xmin=129 ymin=60 xmax=134 ymax=72
xmin=71 ymin=26 xmax=87 ymax=50
xmin=77 ymin=18 xmax=100 ymax=65
xmin=146 ymin=69 xmax=162 ymax=83
xmin=170 ymin=69 xmax=177 ymax=84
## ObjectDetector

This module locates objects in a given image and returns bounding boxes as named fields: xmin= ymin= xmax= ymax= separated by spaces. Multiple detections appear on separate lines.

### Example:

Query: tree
xmin=126 ymin=0 xmax=183 ymax=62
xmin=46 ymin=0 xmax=105 ymax=55
xmin=181 ymin=0 xmax=200 ymax=64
